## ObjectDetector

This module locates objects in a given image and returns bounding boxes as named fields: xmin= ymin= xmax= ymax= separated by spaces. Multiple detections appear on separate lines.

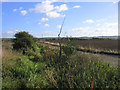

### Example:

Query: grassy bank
xmin=2 ymin=41 xmax=119 ymax=89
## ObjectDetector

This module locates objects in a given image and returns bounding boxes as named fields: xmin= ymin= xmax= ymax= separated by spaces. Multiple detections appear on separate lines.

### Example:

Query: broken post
xmin=58 ymin=17 xmax=66 ymax=59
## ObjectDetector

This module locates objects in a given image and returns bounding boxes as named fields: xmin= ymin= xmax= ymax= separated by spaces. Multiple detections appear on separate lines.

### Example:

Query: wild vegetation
xmin=2 ymin=32 xmax=119 ymax=89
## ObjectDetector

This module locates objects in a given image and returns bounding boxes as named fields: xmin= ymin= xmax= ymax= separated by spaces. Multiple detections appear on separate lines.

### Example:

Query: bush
xmin=36 ymin=43 xmax=46 ymax=54
xmin=25 ymin=48 xmax=36 ymax=56
xmin=13 ymin=31 xmax=35 ymax=51
xmin=62 ymin=45 xmax=75 ymax=56
xmin=33 ymin=55 xmax=43 ymax=62
xmin=62 ymin=38 xmax=75 ymax=56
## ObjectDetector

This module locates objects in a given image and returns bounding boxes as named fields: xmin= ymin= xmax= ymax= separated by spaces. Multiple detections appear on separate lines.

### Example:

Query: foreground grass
xmin=2 ymin=41 xmax=22 ymax=63
xmin=2 ymin=42 xmax=119 ymax=88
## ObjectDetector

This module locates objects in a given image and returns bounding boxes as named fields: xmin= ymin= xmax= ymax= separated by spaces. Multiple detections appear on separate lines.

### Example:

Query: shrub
xmin=13 ymin=31 xmax=35 ymax=51
xmin=62 ymin=45 xmax=75 ymax=56
xmin=36 ymin=43 xmax=46 ymax=54
xmin=62 ymin=38 xmax=75 ymax=56
xmin=33 ymin=55 xmax=43 ymax=62
xmin=25 ymin=49 xmax=36 ymax=56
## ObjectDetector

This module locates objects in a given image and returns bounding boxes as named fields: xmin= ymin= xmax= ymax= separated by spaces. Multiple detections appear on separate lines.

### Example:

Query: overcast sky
xmin=2 ymin=0 xmax=118 ymax=38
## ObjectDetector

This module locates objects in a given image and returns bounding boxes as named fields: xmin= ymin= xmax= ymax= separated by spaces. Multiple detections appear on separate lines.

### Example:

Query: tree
xmin=13 ymin=31 xmax=35 ymax=51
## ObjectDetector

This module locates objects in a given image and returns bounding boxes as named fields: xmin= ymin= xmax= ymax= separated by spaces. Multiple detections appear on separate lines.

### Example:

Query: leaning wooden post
xmin=58 ymin=17 xmax=65 ymax=59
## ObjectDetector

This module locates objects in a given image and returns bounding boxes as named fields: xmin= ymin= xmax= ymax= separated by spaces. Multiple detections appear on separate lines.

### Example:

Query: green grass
xmin=2 ymin=41 xmax=119 ymax=89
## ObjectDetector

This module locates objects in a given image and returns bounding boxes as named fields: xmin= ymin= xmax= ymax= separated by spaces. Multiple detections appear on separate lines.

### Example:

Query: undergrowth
xmin=2 ymin=41 xmax=119 ymax=89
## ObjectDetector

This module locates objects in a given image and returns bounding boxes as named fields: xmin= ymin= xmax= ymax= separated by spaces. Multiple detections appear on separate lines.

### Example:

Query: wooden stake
xmin=58 ymin=17 xmax=66 ymax=59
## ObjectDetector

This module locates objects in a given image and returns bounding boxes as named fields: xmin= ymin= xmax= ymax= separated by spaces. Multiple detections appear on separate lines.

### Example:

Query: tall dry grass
xmin=2 ymin=41 xmax=22 ymax=64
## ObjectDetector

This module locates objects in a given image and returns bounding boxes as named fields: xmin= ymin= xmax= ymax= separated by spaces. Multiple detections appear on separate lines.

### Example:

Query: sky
xmin=1 ymin=0 xmax=118 ymax=38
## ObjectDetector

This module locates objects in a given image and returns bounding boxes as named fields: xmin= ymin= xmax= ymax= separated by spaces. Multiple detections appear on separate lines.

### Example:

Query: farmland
xmin=44 ymin=38 xmax=118 ymax=51
xmin=2 ymin=36 xmax=120 ymax=89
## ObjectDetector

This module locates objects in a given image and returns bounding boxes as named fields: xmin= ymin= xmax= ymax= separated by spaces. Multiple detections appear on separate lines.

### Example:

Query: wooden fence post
xmin=58 ymin=17 xmax=66 ymax=59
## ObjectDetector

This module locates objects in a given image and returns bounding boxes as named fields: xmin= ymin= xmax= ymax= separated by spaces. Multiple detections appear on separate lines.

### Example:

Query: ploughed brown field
xmin=45 ymin=39 xmax=118 ymax=51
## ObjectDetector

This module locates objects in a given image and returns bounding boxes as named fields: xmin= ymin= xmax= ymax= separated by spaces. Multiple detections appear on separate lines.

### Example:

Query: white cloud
xmin=21 ymin=10 xmax=27 ymax=15
xmin=29 ymin=0 xmax=68 ymax=19
xmin=105 ymin=23 xmax=118 ymax=27
xmin=73 ymin=5 xmax=80 ymax=8
xmin=2 ymin=29 xmax=18 ymax=38
xmin=43 ymin=30 xmax=58 ymax=37
xmin=29 ymin=2 xmax=54 ymax=13
xmin=113 ymin=1 xmax=118 ymax=4
xmin=13 ymin=9 xmax=17 ymax=12
xmin=64 ymin=24 xmax=118 ymax=37
xmin=54 ymin=4 xmax=68 ymax=12
xmin=38 ymin=17 xmax=48 ymax=24
xmin=65 ymin=27 xmax=90 ymax=37
xmin=44 ymin=24 xmax=49 ymax=27
xmin=92 ymin=27 xmax=118 ymax=36
xmin=13 ymin=7 xmax=24 ymax=12
xmin=41 ymin=17 xmax=48 ymax=22
xmin=113 ymin=2 xmax=116 ymax=4
xmin=19 ymin=7 xmax=23 ymax=10
xmin=83 ymin=19 xmax=94 ymax=23
xmin=71 ymin=27 xmax=90 ymax=32
xmin=46 ymin=11 xmax=61 ymax=18
xmin=57 ymin=25 xmax=62 ymax=29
